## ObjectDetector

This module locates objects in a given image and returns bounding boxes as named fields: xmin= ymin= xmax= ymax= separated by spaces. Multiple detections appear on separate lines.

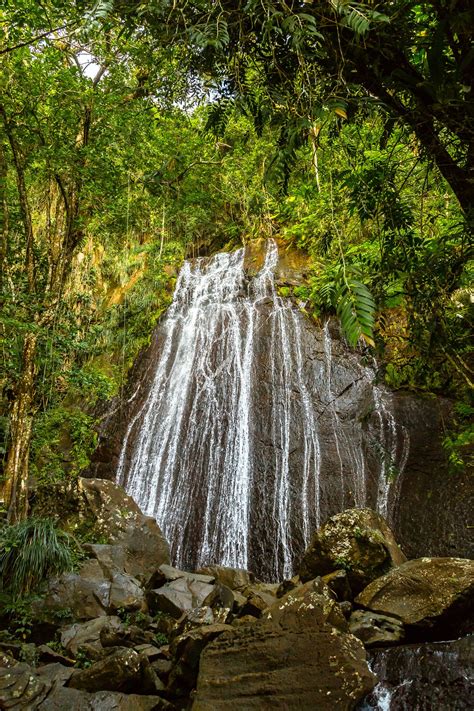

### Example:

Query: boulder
xmin=33 ymin=559 xmax=111 ymax=622
xmin=39 ymin=687 xmax=172 ymax=710
xmin=322 ymin=569 xmax=352 ymax=601
xmin=100 ymin=622 xmax=155 ymax=649
xmin=299 ymin=508 xmax=406 ymax=594
xmin=37 ymin=645 xmax=75 ymax=667
xmin=146 ymin=564 xmax=214 ymax=590
xmin=355 ymin=557 xmax=474 ymax=639
xmin=0 ymin=662 xmax=50 ymax=708
xmin=193 ymin=582 xmax=375 ymax=709
xmin=151 ymin=658 xmax=173 ymax=682
xmin=134 ymin=644 xmax=162 ymax=662
xmin=167 ymin=624 xmax=231 ymax=697
xmin=78 ymin=478 xmax=170 ymax=580
xmin=36 ymin=662 xmax=75 ymax=687
xmin=0 ymin=659 xmax=171 ymax=710
xmin=147 ymin=576 xmax=215 ymax=619
xmin=36 ymin=560 xmax=146 ymax=623
xmin=349 ymin=610 xmax=405 ymax=647
xmin=238 ymin=583 xmax=279 ymax=618
xmin=196 ymin=565 xmax=254 ymax=590
xmin=172 ymin=607 xmax=218 ymax=640
xmin=264 ymin=577 xmax=347 ymax=632
xmin=108 ymin=571 xmax=146 ymax=612
xmin=61 ymin=617 xmax=122 ymax=656
xmin=67 ymin=647 xmax=143 ymax=693
xmin=82 ymin=544 xmax=127 ymax=575
xmin=276 ymin=575 xmax=301 ymax=598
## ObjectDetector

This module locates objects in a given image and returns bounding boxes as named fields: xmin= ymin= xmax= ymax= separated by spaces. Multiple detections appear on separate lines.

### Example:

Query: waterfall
xmin=117 ymin=239 xmax=409 ymax=580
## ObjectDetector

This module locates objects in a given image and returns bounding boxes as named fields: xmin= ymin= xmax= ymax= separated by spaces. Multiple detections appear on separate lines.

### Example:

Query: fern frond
xmin=336 ymin=276 xmax=375 ymax=346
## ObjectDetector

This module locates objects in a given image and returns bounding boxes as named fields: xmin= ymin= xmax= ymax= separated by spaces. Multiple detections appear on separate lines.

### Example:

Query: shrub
xmin=0 ymin=517 xmax=77 ymax=599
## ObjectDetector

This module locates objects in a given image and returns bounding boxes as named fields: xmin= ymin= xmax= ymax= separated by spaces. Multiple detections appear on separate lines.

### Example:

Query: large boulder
xmin=32 ymin=559 xmax=111 ymax=622
xmin=299 ymin=508 xmax=406 ymax=594
xmin=265 ymin=577 xmax=347 ymax=631
xmin=0 ymin=659 xmax=172 ymax=710
xmin=78 ymin=478 xmax=170 ymax=580
xmin=196 ymin=565 xmax=254 ymax=590
xmin=355 ymin=557 xmax=474 ymax=639
xmin=0 ymin=662 xmax=50 ymax=708
xmin=61 ymin=617 xmax=122 ymax=656
xmin=167 ymin=624 xmax=231 ymax=698
xmin=39 ymin=688 xmax=171 ymax=710
xmin=147 ymin=569 xmax=215 ymax=619
xmin=67 ymin=647 xmax=143 ymax=693
xmin=34 ymin=560 xmax=146 ymax=622
xmin=193 ymin=580 xmax=375 ymax=710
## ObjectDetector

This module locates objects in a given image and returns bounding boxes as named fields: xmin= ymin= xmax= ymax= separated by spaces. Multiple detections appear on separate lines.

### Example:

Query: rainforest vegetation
xmin=0 ymin=0 xmax=472 ymax=537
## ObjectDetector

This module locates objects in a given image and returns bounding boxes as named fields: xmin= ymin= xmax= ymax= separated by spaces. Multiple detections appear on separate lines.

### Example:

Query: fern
xmin=336 ymin=276 xmax=376 ymax=347
xmin=204 ymin=97 xmax=235 ymax=137
xmin=333 ymin=2 xmax=389 ymax=37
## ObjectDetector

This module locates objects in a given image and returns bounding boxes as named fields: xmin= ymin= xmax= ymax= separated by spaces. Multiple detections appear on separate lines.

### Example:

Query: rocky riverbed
xmin=0 ymin=478 xmax=473 ymax=710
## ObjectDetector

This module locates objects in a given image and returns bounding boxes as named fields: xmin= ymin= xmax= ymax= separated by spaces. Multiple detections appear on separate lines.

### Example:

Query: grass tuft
xmin=0 ymin=517 xmax=76 ymax=599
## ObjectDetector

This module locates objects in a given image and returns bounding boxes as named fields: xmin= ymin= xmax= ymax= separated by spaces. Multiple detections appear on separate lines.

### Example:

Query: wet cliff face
xmin=359 ymin=637 xmax=474 ymax=710
xmin=88 ymin=241 xmax=473 ymax=579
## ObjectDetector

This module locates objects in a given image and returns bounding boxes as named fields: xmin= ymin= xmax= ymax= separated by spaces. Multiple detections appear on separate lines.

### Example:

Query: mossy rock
xmin=298 ymin=508 xmax=406 ymax=595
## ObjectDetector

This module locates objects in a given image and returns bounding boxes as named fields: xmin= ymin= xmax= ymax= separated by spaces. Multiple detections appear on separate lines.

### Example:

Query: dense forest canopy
xmin=0 ymin=0 xmax=472 ymax=523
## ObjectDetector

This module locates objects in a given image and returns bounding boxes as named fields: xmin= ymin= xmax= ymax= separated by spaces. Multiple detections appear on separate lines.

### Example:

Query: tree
xmin=120 ymin=1 xmax=474 ymax=221
xmin=0 ymin=1 xmax=178 ymax=520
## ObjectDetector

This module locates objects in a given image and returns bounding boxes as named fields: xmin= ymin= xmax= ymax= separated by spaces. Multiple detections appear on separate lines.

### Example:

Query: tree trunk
xmin=1 ymin=332 xmax=37 ymax=522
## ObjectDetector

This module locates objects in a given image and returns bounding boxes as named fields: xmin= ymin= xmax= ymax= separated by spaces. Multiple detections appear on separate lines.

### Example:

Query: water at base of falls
xmin=117 ymin=240 xmax=409 ymax=580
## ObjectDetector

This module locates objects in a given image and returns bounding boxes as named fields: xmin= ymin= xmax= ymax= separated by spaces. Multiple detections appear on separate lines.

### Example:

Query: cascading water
xmin=117 ymin=239 xmax=409 ymax=580
xmin=358 ymin=637 xmax=474 ymax=710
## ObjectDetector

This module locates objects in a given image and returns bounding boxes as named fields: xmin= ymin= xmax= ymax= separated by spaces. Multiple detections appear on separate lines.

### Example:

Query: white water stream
xmin=117 ymin=240 xmax=409 ymax=578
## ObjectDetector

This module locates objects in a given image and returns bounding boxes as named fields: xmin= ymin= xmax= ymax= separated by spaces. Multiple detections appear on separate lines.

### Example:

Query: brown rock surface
xmin=299 ymin=508 xmax=406 ymax=594
xmin=355 ymin=557 xmax=474 ymax=638
xmin=348 ymin=610 xmax=404 ymax=647
xmin=78 ymin=478 xmax=170 ymax=580
xmin=67 ymin=647 xmax=143 ymax=693
xmin=193 ymin=582 xmax=375 ymax=710
xmin=197 ymin=565 xmax=253 ymax=590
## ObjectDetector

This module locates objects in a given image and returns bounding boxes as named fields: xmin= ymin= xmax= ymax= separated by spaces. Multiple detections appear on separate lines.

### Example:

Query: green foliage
xmin=336 ymin=275 xmax=375 ymax=348
xmin=0 ymin=518 xmax=77 ymax=599
xmin=312 ymin=265 xmax=376 ymax=347
xmin=154 ymin=632 xmax=169 ymax=646
xmin=443 ymin=400 xmax=474 ymax=474
xmin=30 ymin=408 xmax=97 ymax=485
xmin=74 ymin=648 xmax=94 ymax=669
xmin=0 ymin=594 xmax=37 ymax=640
xmin=0 ymin=0 xmax=472 ymax=506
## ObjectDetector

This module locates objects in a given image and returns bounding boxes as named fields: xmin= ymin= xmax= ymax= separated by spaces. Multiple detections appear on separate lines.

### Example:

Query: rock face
xmin=31 ymin=478 xmax=170 ymax=623
xmin=299 ymin=508 xmax=406 ymax=594
xmin=349 ymin=610 xmax=404 ymax=647
xmin=355 ymin=557 xmax=474 ymax=639
xmin=197 ymin=565 xmax=254 ymax=590
xmin=361 ymin=636 xmax=474 ymax=710
xmin=34 ymin=558 xmax=147 ymax=622
xmin=88 ymin=242 xmax=473 ymax=579
xmin=67 ymin=647 xmax=143 ymax=693
xmin=194 ymin=585 xmax=375 ymax=710
xmin=78 ymin=478 xmax=170 ymax=580
xmin=0 ymin=660 xmax=172 ymax=710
